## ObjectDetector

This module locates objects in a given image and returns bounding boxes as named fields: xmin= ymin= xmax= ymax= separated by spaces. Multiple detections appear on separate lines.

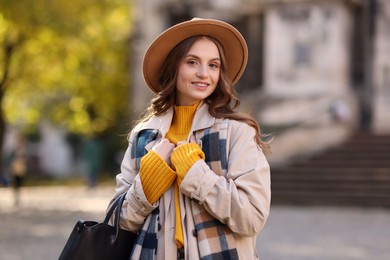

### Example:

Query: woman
xmin=110 ymin=18 xmax=271 ymax=260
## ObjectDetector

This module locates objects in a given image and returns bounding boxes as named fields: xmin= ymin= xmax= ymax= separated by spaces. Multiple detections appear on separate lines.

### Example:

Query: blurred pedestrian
xmin=109 ymin=18 xmax=271 ymax=259
xmin=0 ymin=171 xmax=9 ymax=186
xmin=81 ymin=136 xmax=103 ymax=189
xmin=6 ymin=136 xmax=27 ymax=207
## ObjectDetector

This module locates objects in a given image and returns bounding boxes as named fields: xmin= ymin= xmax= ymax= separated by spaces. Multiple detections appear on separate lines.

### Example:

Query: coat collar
xmin=139 ymin=101 xmax=215 ymax=137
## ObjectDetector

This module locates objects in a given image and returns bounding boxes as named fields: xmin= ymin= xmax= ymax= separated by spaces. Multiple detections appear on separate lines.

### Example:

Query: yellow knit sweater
xmin=140 ymin=102 xmax=205 ymax=248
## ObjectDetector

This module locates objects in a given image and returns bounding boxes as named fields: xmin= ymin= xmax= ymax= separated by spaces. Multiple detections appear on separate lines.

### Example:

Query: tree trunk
xmin=0 ymin=95 xmax=5 ymax=171
xmin=0 ymin=37 xmax=18 ymax=171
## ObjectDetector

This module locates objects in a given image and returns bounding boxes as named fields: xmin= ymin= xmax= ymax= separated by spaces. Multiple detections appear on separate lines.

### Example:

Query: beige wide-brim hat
xmin=142 ymin=18 xmax=248 ymax=93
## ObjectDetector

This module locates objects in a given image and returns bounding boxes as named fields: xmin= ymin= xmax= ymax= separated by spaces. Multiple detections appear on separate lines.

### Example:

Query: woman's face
xmin=175 ymin=38 xmax=220 ymax=106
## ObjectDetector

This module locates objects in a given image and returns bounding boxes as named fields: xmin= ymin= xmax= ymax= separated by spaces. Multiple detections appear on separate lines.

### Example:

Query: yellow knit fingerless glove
xmin=140 ymin=151 xmax=176 ymax=204
xmin=171 ymin=143 xmax=205 ymax=185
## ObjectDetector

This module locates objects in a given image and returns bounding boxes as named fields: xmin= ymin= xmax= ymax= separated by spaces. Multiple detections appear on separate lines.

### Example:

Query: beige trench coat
xmin=110 ymin=102 xmax=271 ymax=259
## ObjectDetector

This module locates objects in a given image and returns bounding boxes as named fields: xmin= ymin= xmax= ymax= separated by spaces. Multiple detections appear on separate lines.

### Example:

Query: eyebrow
xmin=185 ymin=54 xmax=221 ymax=62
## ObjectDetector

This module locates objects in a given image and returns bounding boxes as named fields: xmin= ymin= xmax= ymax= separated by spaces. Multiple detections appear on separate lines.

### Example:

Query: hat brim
xmin=143 ymin=18 xmax=248 ymax=93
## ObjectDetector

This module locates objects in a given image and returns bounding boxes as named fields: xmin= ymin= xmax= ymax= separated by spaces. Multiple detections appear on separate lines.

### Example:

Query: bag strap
xmin=104 ymin=193 xmax=123 ymax=224
xmin=103 ymin=192 xmax=127 ymax=245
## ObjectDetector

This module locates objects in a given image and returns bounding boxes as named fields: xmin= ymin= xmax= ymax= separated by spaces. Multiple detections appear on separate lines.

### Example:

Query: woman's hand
xmin=139 ymin=138 xmax=176 ymax=204
xmin=172 ymin=136 xmax=205 ymax=185
xmin=176 ymin=135 xmax=197 ymax=147
xmin=152 ymin=138 xmax=175 ymax=166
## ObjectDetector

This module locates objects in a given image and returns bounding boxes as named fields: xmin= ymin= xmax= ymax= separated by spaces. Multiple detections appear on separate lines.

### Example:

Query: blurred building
xmin=4 ymin=0 xmax=387 ymax=178
xmin=130 ymin=0 xmax=389 ymax=166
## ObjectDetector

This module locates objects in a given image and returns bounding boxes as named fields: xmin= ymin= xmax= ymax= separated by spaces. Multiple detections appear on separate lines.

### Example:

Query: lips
xmin=192 ymin=82 xmax=209 ymax=89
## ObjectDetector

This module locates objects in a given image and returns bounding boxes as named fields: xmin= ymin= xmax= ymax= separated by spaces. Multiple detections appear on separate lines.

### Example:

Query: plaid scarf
xmin=130 ymin=207 xmax=159 ymax=259
xmin=130 ymin=120 xmax=238 ymax=259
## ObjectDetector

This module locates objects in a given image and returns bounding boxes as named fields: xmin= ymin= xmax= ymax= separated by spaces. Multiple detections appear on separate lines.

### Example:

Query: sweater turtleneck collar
xmin=171 ymin=102 xmax=200 ymax=135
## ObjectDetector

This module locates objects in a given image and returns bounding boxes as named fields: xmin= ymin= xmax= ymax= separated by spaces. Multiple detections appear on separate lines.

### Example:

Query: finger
xmin=156 ymin=139 xmax=172 ymax=148
xmin=159 ymin=138 xmax=169 ymax=144
xmin=177 ymin=140 xmax=187 ymax=146
xmin=189 ymin=135 xmax=196 ymax=143
xmin=164 ymin=140 xmax=175 ymax=150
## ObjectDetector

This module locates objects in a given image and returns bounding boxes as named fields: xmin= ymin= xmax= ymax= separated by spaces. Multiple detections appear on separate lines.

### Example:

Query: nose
xmin=196 ymin=65 xmax=209 ymax=78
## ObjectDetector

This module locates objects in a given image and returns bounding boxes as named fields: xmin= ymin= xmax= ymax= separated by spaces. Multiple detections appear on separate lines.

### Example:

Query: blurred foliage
xmin=0 ymin=0 xmax=132 ymax=135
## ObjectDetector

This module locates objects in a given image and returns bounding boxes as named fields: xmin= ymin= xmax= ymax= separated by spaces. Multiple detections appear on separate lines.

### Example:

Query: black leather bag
xmin=59 ymin=192 xmax=136 ymax=260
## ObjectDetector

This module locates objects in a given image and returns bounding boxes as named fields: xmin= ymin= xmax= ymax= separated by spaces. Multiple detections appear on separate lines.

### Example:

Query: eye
xmin=209 ymin=63 xmax=220 ymax=69
xmin=187 ymin=59 xmax=198 ymax=65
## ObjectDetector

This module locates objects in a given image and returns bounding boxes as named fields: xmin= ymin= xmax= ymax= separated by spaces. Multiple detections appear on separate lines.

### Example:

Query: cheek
xmin=175 ymin=70 xmax=186 ymax=88
xmin=177 ymin=67 xmax=191 ymax=83
xmin=176 ymin=77 xmax=189 ymax=94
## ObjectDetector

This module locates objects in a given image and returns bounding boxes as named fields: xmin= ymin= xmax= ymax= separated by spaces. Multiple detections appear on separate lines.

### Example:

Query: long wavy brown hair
xmin=138 ymin=35 xmax=270 ymax=152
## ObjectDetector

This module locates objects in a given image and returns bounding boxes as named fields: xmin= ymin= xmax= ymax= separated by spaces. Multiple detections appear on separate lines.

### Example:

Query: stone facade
xmin=255 ymin=0 xmax=358 ymax=164
xmin=373 ymin=0 xmax=390 ymax=133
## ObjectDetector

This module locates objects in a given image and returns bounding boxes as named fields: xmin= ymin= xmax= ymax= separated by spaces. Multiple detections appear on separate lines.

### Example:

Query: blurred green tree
xmin=0 ymin=0 xmax=131 ymax=160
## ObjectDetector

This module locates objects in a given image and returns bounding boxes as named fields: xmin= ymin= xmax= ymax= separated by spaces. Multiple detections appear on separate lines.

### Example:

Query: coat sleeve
xmin=180 ymin=121 xmax=271 ymax=236
xmin=108 ymin=130 xmax=158 ymax=233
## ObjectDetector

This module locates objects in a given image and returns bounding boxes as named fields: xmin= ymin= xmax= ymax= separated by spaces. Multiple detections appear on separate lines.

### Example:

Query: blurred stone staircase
xmin=271 ymin=132 xmax=390 ymax=207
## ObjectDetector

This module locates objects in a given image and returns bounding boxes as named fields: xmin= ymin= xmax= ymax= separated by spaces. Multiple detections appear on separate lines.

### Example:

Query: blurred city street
xmin=0 ymin=185 xmax=389 ymax=260
xmin=1 ymin=1 xmax=389 ymax=260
